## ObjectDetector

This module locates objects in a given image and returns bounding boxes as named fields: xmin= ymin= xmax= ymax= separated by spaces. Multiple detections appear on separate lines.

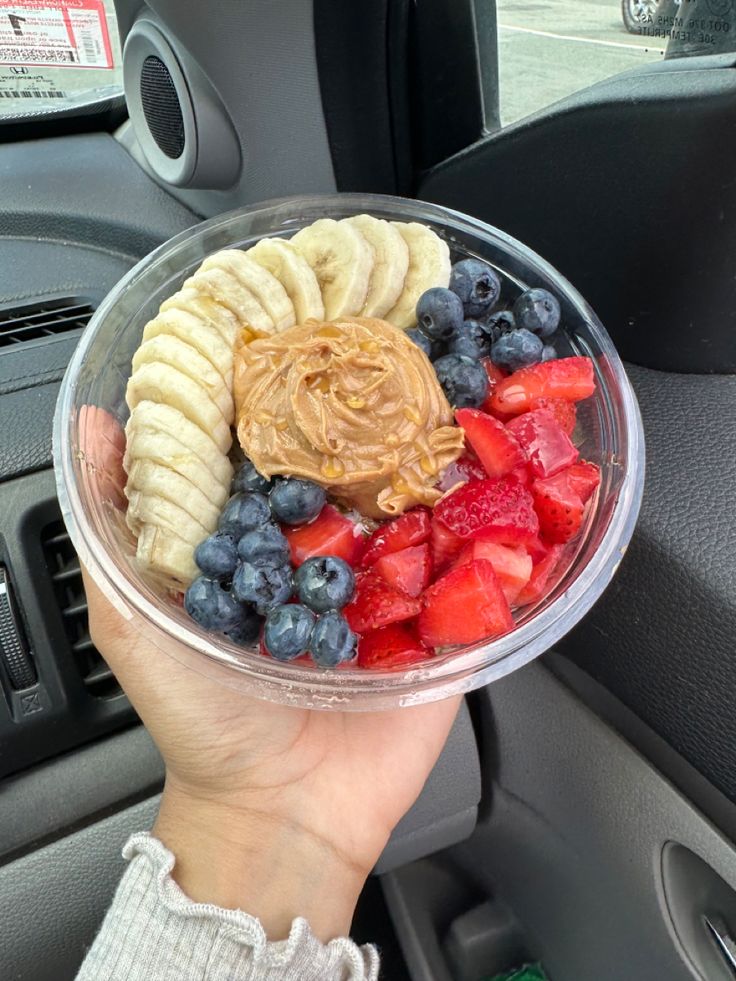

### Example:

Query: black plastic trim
xmin=547 ymin=652 xmax=736 ymax=848
xmin=0 ymin=724 xmax=163 ymax=865
xmin=313 ymin=0 xmax=398 ymax=193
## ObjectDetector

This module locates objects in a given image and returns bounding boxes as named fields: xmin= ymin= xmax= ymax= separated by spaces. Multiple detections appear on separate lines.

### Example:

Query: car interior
xmin=0 ymin=0 xmax=735 ymax=978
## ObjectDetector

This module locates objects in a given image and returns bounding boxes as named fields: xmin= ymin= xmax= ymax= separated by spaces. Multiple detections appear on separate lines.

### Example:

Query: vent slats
xmin=0 ymin=299 xmax=95 ymax=348
xmin=41 ymin=521 xmax=122 ymax=699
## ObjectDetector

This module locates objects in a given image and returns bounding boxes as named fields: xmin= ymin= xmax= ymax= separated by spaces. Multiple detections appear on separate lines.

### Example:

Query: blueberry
xmin=232 ymin=459 xmax=273 ymax=495
xmin=219 ymin=492 xmax=271 ymax=538
xmin=449 ymin=259 xmax=501 ymax=318
xmin=232 ymin=561 xmax=293 ymax=614
xmin=184 ymin=576 xmax=243 ymax=632
xmin=541 ymin=344 xmax=558 ymax=362
xmin=237 ymin=524 xmax=290 ymax=568
xmin=269 ymin=478 xmax=326 ymax=526
xmin=294 ymin=555 xmax=355 ymax=613
xmin=513 ymin=288 xmax=561 ymax=339
xmin=406 ymin=327 xmax=441 ymax=360
xmin=448 ymin=319 xmax=493 ymax=360
xmin=491 ymin=328 xmax=544 ymax=372
xmin=194 ymin=532 xmax=238 ymax=581
xmin=433 ymin=354 xmax=489 ymax=408
xmin=225 ymin=607 xmax=263 ymax=646
xmin=484 ymin=309 xmax=516 ymax=344
xmin=310 ymin=611 xmax=357 ymax=668
xmin=264 ymin=604 xmax=316 ymax=661
xmin=415 ymin=287 xmax=464 ymax=341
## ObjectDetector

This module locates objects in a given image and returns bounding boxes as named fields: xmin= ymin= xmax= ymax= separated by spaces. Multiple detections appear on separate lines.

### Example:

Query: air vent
xmin=41 ymin=521 xmax=121 ymax=699
xmin=0 ymin=298 xmax=95 ymax=348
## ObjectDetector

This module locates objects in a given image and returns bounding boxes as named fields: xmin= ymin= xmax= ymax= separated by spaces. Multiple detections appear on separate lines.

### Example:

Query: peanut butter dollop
xmin=234 ymin=318 xmax=464 ymax=517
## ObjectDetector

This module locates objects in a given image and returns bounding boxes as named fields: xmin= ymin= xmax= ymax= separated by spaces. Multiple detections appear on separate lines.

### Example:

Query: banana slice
xmin=132 ymin=335 xmax=233 ymax=424
xmin=126 ymin=362 xmax=232 ymax=454
xmin=200 ymin=250 xmax=295 ymax=332
xmin=126 ymin=459 xmax=221 ymax=533
xmin=247 ymin=238 xmax=324 ymax=324
xmin=142 ymin=309 xmax=234 ymax=387
xmin=125 ymin=427 xmax=229 ymax=509
xmin=183 ymin=268 xmax=275 ymax=336
xmin=384 ymin=223 xmax=452 ymax=329
xmin=343 ymin=215 xmax=409 ymax=318
xmin=136 ymin=524 xmax=200 ymax=588
xmin=126 ymin=401 xmax=233 ymax=489
xmin=161 ymin=288 xmax=242 ymax=348
xmin=291 ymin=219 xmax=374 ymax=320
xmin=126 ymin=490 xmax=213 ymax=544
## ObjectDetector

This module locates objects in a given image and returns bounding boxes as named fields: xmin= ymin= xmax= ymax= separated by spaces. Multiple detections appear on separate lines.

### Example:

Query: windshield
xmin=0 ymin=0 xmax=122 ymax=118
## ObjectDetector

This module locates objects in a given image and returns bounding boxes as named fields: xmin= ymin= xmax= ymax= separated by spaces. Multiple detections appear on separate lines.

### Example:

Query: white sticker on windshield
xmin=0 ymin=0 xmax=113 ymax=69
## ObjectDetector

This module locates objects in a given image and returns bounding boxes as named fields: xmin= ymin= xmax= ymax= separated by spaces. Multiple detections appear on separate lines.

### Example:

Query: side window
xmin=0 ymin=0 xmax=122 ymax=118
xmin=497 ymin=0 xmax=735 ymax=126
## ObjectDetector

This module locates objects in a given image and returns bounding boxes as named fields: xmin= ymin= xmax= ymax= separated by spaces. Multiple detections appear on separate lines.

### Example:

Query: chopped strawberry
xmin=430 ymin=518 xmax=465 ymax=570
xmin=438 ymin=454 xmax=488 ymax=491
xmin=479 ymin=358 xmax=508 ymax=413
xmin=532 ymin=472 xmax=585 ymax=544
xmin=565 ymin=461 xmax=601 ymax=503
xmin=525 ymin=535 xmax=550 ymax=564
xmin=509 ymin=464 xmax=532 ymax=487
xmin=418 ymin=559 xmax=514 ymax=647
xmin=373 ymin=543 xmax=432 ymax=598
xmin=516 ymin=545 xmax=565 ymax=605
xmin=452 ymin=541 xmax=532 ymax=605
xmin=361 ymin=508 xmax=431 ymax=568
xmin=343 ymin=571 xmax=421 ymax=633
xmin=506 ymin=409 xmax=579 ymax=478
xmin=530 ymin=397 xmax=577 ymax=436
xmin=491 ymin=357 xmax=596 ymax=415
xmin=357 ymin=622 xmax=431 ymax=669
xmin=433 ymin=477 xmax=539 ymax=547
xmin=455 ymin=408 xmax=527 ymax=478
xmin=284 ymin=504 xmax=365 ymax=567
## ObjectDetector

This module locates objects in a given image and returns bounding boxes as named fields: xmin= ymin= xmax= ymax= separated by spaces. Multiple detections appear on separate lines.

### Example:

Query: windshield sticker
xmin=0 ymin=0 xmax=113 ymax=69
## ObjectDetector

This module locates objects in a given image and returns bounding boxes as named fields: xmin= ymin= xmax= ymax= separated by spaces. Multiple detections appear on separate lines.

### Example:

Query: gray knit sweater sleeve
xmin=75 ymin=833 xmax=379 ymax=980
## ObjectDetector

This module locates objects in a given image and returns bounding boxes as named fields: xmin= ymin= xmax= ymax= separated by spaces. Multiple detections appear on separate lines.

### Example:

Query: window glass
xmin=496 ymin=0 xmax=735 ymax=126
xmin=0 ymin=0 xmax=122 ymax=118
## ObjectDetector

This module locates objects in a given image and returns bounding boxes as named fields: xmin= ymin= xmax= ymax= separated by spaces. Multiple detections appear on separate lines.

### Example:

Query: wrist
xmin=152 ymin=780 xmax=370 ymax=942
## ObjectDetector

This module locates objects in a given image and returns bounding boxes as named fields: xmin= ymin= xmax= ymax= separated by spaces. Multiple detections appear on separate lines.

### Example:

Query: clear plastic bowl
xmin=53 ymin=193 xmax=645 ymax=711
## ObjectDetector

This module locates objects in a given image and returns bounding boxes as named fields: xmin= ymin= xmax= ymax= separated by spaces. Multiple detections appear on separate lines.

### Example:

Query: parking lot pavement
xmin=495 ymin=0 xmax=666 ymax=124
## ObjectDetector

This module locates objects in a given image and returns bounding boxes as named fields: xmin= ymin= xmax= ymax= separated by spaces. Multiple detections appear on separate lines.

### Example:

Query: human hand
xmin=83 ymin=570 xmax=461 ymax=941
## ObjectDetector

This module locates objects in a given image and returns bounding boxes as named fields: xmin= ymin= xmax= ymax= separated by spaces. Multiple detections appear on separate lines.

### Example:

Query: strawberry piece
xmin=479 ymin=358 xmax=508 ymax=413
xmin=491 ymin=357 xmax=596 ymax=415
xmin=357 ymin=622 xmax=431 ymax=669
xmin=438 ymin=454 xmax=488 ymax=491
xmin=418 ymin=559 xmax=515 ymax=647
xmin=455 ymin=408 xmax=527 ymax=478
xmin=516 ymin=545 xmax=565 ymax=605
xmin=430 ymin=518 xmax=465 ymax=570
xmin=361 ymin=508 xmax=431 ymax=568
xmin=509 ymin=464 xmax=532 ymax=487
xmin=373 ymin=543 xmax=432 ymax=598
xmin=284 ymin=505 xmax=365 ymax=567
xmin=530 ymin=397 xmax=577 ymax=436
xmin=565 ymin=461 xmax=601 ymax=503
xmin=343 ymin=571 xmax=421 ymax=633
xmin=532 ymin=472 xmax=585 ymax=544
xmin=525 ymin=535 xmax=550 ymax=564
xmin=433 ymin=477 xmax=539 ymax=547
xmin=506 ymin=409 xmax=579 ymax=479
xmin=452 ymin=541 xmax=532 ymax=605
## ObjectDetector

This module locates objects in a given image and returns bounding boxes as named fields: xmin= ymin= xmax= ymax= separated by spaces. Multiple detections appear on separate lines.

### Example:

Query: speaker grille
xmin=140 ymin=55 xmax=185 ymax=160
